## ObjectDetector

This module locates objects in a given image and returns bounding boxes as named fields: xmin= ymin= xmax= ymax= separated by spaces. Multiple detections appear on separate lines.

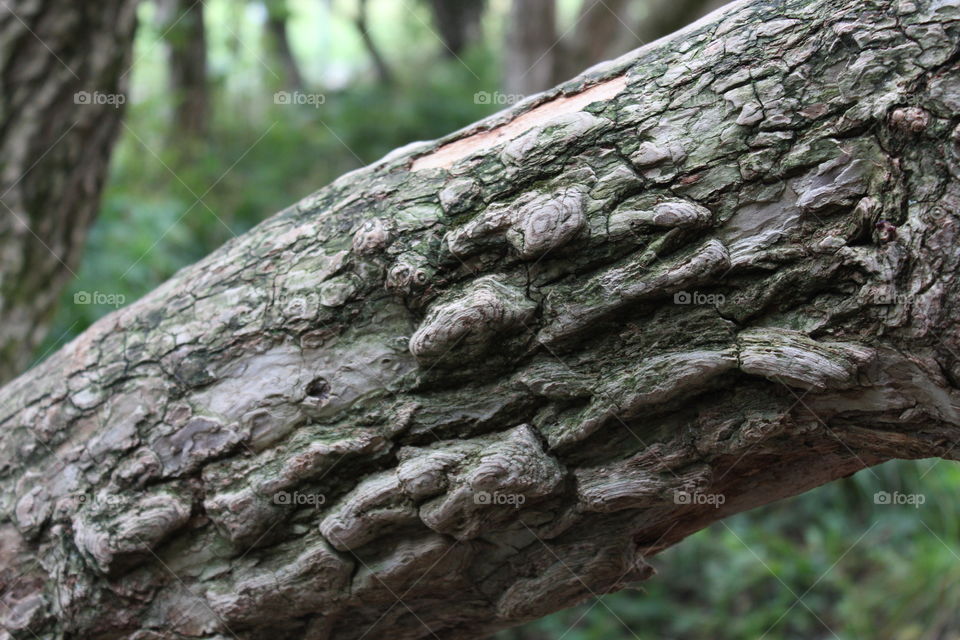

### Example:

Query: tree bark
xmin=0 ymin=0 xmax=139 ymax=385
xmin=163 ymin=0 xmax=210 ymax=139
xmin=504 ymin=0 xmax=557 ymax=96
xmin=2 ymin=0 xmax=960 ymax=638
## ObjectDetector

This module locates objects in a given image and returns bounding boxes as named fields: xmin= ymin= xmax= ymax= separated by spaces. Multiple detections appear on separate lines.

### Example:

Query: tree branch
xmin=1 ymin=0 xmax=959 ymax=638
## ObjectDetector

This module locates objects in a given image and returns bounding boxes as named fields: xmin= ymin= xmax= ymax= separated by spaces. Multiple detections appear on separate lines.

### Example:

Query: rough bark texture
xmin=2 ymin=0 xmax=960 ymax=638
xmin=0 ymin=0 xmax=139 ymax=384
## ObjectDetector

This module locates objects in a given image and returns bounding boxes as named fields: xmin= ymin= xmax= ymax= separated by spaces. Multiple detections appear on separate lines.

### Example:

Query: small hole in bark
xmin=305 ymin=377 xmax=330 ymax=399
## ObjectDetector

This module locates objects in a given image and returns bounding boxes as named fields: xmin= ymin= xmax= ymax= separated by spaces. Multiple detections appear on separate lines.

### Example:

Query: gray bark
xmin=0 ymin=0 xmax=139 ymax=384
xmin=2 ymin=0 xmax=960 ymax=638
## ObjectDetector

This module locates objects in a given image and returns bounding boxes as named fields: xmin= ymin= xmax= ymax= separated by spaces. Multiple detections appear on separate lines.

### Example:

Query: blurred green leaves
xmin=508 ymin=460 xmax=960 ymax=640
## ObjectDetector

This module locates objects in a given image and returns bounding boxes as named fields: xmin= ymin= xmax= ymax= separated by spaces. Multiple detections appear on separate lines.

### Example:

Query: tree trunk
xmin=503 ymin=0 xmax=557 ymax=96
xmin=632 ymin=0 xmax=726 ymax=45
xmin=355 ymin=0 xmax=393 ymax=85
xmin=164 ymin=0 xmax=209 ymax=139
xmin=425 ymin=0 xmax=487 ymax=58
xmin=551 ymin=0 xmax=632 ymax=86
xmin=0 ymin=0 xmax=139 ymax=385
xmin=265 ymin=0 xmax=306 ymax=91
xmin=2 ymin=0 xmax=960 ymax=638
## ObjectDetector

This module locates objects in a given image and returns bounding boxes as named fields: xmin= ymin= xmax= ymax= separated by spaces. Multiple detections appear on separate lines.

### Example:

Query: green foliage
xmin=505 ymin=460 xmax=960 ymax=640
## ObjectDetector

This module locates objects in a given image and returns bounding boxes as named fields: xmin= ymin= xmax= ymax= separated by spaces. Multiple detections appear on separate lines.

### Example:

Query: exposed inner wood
xmin=411 ymin=75 xmax=628 ymax=171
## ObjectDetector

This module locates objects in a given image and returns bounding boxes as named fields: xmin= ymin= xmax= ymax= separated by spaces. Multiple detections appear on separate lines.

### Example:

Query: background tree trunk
xmin=632 ymin=0 xmax=726 ymax=45
xmin=551 ymin=0 xmax=632 ymax=85
xmin=265 ymin=0 xmax=306 ymax=91
xmin=0 ymin=0 xmax=139 ymax=385
xmin=355 ymin=0 xmax=393 ymax=85
xmin=504 ymin=0 xmax=557 ymax=96
xmin=425 ymin=0 xmax=487 ymax=58
xmin=1 ymin=0 xmax=959 ymax=638
xmin=163 ymin=0 xmax=210 ymax=139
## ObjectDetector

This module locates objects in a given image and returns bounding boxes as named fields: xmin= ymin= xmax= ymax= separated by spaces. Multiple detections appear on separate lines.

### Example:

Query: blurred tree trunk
xmin=525 ymin=0 xmax=726 ymax=95
xmin=162 ymin=0 xmax=209 ymax=139
xmin=425 ymin=0 xmax=487 ymax=58
xmin=551 ymin=0 xmax=632 ymax=84
xmin=1 ymin=0 xmax=960 ymax=639
xmin=265 ymin=0 xmax=306 ymax=91
xmin=355 ymin=0 xmax=393 ymax=85
xmin=633 ymin=0 xmax=727 ymax=44
xmin=0 ymin=0 xmax=139 ymax=385
xmin=504 ymin=0 xmax=557 ymax=96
